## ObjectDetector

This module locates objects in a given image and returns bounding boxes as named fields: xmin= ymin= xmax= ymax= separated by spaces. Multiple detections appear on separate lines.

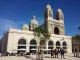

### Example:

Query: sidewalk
xmin=43 ymin=53 xmax=80 ymax=60
xmin=0 ymin=53 xmax=80 ymax=60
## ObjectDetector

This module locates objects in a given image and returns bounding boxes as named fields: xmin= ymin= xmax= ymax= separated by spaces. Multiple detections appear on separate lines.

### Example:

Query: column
xmin=26 ymin=43 xmax=30 ymax=52
xmin=60 ymin=41 xmax=63 ymax=48
xmin=46 ymin=41 xmax=48 ymax=51
xmin=54 ymin=42 xmax=56 ymax=49
xmin=36 ymin=43 xmax=39 ymax=52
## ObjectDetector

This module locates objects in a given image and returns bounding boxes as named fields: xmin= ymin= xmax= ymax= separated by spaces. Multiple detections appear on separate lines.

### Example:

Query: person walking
xmin=56 ymin=49 xmax=59 ymax=58
xmin=51 ymin=48 xmax=53 ymax=58
xmin=54 ymin=49 xmax=59 ymax=58
xmin=0 ymin=53 xmax=1 ymax=57
xmin=60 ymin=48 xmax=65 ymax=59
xmin=52 ymin=49 xmax=55 ymax=58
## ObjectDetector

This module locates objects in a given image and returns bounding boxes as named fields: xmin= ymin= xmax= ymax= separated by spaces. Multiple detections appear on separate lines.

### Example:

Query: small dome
xmin=46 ymin=4 xmax=51 ymax=10
xmin=30 ymin=15 xmax=39 ymax=25
xmin=22 ymin=24 xmax=29 ymax=30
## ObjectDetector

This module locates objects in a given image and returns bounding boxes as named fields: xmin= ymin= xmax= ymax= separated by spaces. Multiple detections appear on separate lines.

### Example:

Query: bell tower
xmin=44 ymin=4 xmax=53 ymax=34
xmin=56 ymin=9 xmax=64 ymax=21
xmin=44 ymin=5 xmax=65 ymax=35
xmin=55 ymin=9 xmax=65 ymax=35
xmin=44 ymin=4 xmax=53 ymax=23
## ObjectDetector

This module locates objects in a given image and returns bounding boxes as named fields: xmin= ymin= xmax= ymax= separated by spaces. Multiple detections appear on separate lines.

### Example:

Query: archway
xmin=54 ymin=27 xmax=59 ymax=34
xmin=48 ymin=40 xmax=53 ymax=49
xmin=62 ymin=41 xmax=67 ymax=46
xmin=48 ymin=40 xmax=53 ymax=54
xmin=62 ymin=41 xmax=67 ymax=52
xmin=40 ymin=40 xmax=45 ymax=53
xmin=30 ymin=39 xmax=37 ymax=53
xmin=56 ymin=41 xmax=60 ymax=49
xmin=40 ymin=40 xmax=45 ymax=45
xmin=17 ymin=39 xmax=26 ymax=54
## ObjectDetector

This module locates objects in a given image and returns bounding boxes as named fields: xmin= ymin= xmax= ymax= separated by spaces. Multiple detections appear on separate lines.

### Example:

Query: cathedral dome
xmin=30 ymin=15 xmax=39 ymax=25
xmin=46 ymin=4 xmax=51 ymax=10
xmin=22 ymin=24 xmax=29 ymax=30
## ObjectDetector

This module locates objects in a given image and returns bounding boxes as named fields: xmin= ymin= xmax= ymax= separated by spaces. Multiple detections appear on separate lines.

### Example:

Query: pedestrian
xmin=60 ymin=48 xmax=65 ymax=59
xmin=56 ymin=49 xmax=59 ymax=58
xmin=51 ymin=48 xmax=53 ymax=58
xmin=54 ymin=49 xmax=59 ymax=58
xmin=0 ymin=53 xmax=1 ymax=57
xmin=52 ymin=49 xmax=55 ymax=58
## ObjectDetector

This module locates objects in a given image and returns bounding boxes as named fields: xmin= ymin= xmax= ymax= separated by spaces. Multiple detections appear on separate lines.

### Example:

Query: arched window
xmin=30 ymin=40 xmax=37 ymax=53
xmin=54 ymin=27 xmax=59 ymax=34
xmin=56 ymin=41 xmax=60 ymax=49
xmin=17 ymin=39 xmax=26 ymax=54
xmin=62 ymin=42 xmax=67 ymax=46
xmin=62 ymin=41 xmax=67 ymax=53
xmin=48 ymin=41 xmax=53 ymax=46
xmin=30 ymin=40 xmax=36 ymax=45
xmin=56 ymin=41 xmax=60 ymax=46
xmin=18 ymin=39 xmax=26 ymax=45
xmin=48 ymin=41 xmax=53 ymax=49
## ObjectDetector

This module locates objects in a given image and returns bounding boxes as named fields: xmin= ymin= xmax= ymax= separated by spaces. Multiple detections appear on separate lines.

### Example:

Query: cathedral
xmin=0 ymin=4 xmax=72 ymax=54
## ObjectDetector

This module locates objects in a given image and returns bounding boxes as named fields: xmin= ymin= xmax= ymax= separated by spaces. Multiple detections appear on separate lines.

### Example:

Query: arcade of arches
xmin=17 ymin=39 xmax=67 ymax=53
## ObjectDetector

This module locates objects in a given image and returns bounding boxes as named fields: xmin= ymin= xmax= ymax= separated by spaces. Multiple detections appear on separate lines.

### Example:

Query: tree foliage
xmin=34 ymin=25 xmax=50 ymax=40
xmin=72 ymin=34 xmax=80 ymax=40
xmin=72 ymin=27 xmax=80 ymax=40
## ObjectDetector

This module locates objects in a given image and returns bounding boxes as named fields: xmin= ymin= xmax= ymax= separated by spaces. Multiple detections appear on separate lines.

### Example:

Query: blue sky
xmin=0 ymin=0 xmax=80 ymax=37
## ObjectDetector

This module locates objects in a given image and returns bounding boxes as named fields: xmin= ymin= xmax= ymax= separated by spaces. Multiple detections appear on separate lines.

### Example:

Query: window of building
xmin=54 ymin=27 xmax=59 ymax=35
xmin=30 ymin=40 xmax=37 ymax=53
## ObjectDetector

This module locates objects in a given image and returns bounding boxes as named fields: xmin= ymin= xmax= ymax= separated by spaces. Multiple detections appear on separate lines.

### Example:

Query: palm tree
xmin=34 ymin=25 xmax=50 ymax=60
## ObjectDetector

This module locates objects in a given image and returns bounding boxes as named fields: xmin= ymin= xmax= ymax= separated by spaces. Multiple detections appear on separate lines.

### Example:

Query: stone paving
xmin=44 ymin=53 xmax=80 ymax=60
xmin=0 ymin=53 xmax=80 ymax=60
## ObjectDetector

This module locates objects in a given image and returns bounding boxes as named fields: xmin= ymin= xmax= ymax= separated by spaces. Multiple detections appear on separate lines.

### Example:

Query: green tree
xmin=72 ymin=27 xmax=80 ymax=40
xmin=34 ymin=25 xmax=50 ymax=60
xmin=72 ymin=34 xmax=80 ymax=40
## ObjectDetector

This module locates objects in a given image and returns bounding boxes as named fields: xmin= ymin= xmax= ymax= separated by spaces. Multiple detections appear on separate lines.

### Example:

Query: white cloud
xmin=0 ymin=17 xmax=44 ymax=37
xmin=0 ymin=18 xmax=26 ymax=37
xmin=0 ymin=18 xmax=19 ymax=30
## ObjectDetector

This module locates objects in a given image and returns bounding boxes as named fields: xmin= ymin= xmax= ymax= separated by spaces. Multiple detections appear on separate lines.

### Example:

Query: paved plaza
xmin=0 ymin=53 xmax=80 ymax=60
